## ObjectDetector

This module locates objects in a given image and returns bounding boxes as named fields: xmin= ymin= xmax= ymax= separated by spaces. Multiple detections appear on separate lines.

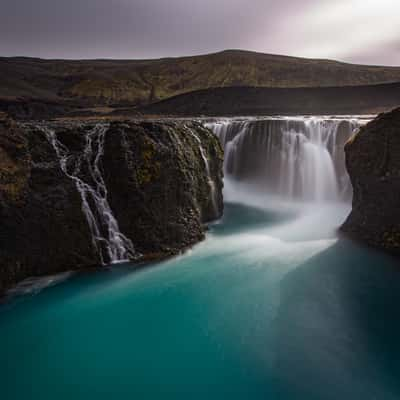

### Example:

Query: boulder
xmin=341 ymin=108 xmax=400 ymax=255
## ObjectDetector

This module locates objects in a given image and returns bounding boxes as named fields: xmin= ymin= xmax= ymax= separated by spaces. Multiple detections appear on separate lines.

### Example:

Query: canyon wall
xmin=0 ymin=118 xmax=223 ymax=293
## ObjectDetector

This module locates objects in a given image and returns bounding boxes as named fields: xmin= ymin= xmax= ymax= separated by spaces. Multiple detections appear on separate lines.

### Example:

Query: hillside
xmin=140 ymin=82 xmax=400 ymax=116
xmin=1 ymin=50 xmax=400 ymax=108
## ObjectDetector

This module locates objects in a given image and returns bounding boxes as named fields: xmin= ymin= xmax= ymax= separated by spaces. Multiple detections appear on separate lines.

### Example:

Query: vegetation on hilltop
xmin=2 ymin=50 xmax=400 ymax=107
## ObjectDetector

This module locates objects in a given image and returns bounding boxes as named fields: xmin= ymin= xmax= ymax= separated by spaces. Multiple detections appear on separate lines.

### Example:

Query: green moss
xmin=136 ymin=140 xmax=161 ymax=186
xmin=0 ymin=148 xmax=28 ymax=203
xmin=383 ymin=230 xmax=400 ymax=248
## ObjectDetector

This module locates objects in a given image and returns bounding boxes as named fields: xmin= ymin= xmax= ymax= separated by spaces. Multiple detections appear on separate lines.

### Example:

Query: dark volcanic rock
xmin=0 ymin=119 xmax=99 ymax=294
xmin=0 ymin=119 xmax=223 ymax=294
xmin=102 ymin=121 xmax=224 ymax=256
xmin=341 ymin=108 xmax=400 ymax=254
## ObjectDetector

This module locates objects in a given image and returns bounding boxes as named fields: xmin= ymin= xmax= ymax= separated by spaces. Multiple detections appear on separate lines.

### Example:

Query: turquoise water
xmin=1 ymin=203 xmax=400 ymax=399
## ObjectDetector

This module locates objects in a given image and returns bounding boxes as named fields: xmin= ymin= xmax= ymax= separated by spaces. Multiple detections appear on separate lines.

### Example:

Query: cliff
xmin=341 ymin=108 xmax=400 ymax=254
xmin=0 ymin=118 xmax=223 ymax=293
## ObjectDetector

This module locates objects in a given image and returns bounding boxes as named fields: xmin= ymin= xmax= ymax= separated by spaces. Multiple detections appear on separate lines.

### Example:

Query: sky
xmin=1 ymin=0 xmax=399 ymax=65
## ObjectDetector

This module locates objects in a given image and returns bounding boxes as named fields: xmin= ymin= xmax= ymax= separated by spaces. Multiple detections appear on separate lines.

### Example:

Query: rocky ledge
xmin=0 ymin=118 xmax=223 ymax=294
xmin=341 ymin=107 xmax=400 ymax=254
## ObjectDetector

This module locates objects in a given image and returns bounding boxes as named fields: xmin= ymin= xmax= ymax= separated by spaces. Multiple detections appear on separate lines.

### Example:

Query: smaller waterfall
xmin=42 ymin=124 xmax=138 ymax=265
xmin=188 ymin=128 xmax=218 ymax=217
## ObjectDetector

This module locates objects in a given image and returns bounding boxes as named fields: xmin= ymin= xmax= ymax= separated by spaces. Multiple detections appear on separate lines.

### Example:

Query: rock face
xmin=341 ymin=108 xmax=400 ymax=254
xmin=0 ymin=119 xmax=223 ymax=294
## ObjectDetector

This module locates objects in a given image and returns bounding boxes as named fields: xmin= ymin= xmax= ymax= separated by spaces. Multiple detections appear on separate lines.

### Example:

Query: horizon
xmin=2 ymin=48 xmax=400 ymax=68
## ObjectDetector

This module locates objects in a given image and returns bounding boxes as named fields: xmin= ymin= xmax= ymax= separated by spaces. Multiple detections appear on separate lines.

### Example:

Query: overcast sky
xmin=1 ymin=0 xmax=399 ymax=65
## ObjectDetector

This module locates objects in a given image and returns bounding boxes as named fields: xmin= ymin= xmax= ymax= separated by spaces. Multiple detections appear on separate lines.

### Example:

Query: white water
xmin=42 ymin=124 xmax=138 ymax=265
xmin=188 ymin=127 xmax=218 ymax=218
xmin=206 ymin=116 xmax=368 ymax=203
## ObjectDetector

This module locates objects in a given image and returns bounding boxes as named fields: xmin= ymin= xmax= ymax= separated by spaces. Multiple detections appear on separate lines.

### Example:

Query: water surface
xmin=1 ymin=202 xmax=400 ymax=399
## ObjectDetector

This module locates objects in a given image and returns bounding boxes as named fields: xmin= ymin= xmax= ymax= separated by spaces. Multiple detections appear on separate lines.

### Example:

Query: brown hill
xmin=1 ymin=50 xmax=400 ymax=108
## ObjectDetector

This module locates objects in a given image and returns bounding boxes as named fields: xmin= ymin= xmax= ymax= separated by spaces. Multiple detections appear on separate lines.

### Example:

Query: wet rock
xmin=341 ymin=108 xmax=400 ymax=255
xmin=103 ymin=121 xmax=223 ymax=256
xmin=0 ymin=119 xmax=99 ymax=294
xmin=0 ymin=119 xmax=223 ymax=294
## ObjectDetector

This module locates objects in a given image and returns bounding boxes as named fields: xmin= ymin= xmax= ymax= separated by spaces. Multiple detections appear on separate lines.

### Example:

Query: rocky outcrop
xmin=341 ymin=108 xmax=400 ymax=254
xmin=0 ymin=118 xmax=223 ymax=294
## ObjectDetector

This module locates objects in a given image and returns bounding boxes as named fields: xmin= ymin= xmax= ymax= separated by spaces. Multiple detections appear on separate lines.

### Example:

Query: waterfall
xmin=206 ymin=117 xmax=365 ymax=203
xmin=188 ymin=128 xmax=218 ymax=217
xmin=41 ymin=124 xmax=138 ymax=265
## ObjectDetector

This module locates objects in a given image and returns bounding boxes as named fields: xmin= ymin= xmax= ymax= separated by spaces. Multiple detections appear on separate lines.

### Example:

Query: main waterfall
xmin=206 ymin=117 xmax=366 ymax=203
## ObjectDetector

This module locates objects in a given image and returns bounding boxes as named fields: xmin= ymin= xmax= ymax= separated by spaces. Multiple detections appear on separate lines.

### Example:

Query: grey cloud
xmin=341 ymin=39 xmax=400 ymax=66
xmin=0 ymin=0 xmax=398 ymax=65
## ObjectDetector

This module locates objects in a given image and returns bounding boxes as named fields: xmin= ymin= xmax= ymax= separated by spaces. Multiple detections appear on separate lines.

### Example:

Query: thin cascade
xmin=188 ymin=127 xmax=218 ymax=217
xmin=41 ymin=124 xmax=138 ymax=265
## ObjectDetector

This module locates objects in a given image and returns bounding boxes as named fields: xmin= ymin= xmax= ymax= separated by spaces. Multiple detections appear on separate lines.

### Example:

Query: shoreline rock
xmin=341 ymin=108 xmax=400 ymax=255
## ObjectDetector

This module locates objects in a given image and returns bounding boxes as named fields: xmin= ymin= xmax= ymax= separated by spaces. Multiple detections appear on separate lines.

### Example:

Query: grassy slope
xmin=1 ymin=50 xmax=400 ymax=106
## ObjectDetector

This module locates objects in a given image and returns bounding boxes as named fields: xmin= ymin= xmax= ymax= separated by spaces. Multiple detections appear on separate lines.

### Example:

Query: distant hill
xmin=1 ymin=50 xmax=400 ymax=108
xmin=140 ymin=82 xmax=400 ymax=116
